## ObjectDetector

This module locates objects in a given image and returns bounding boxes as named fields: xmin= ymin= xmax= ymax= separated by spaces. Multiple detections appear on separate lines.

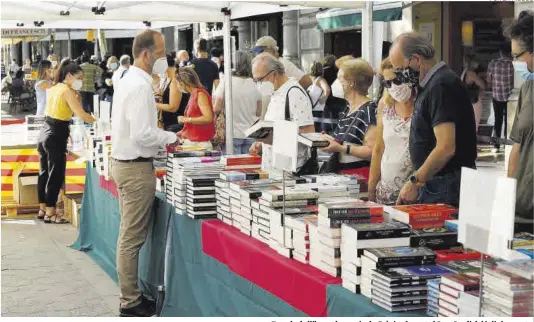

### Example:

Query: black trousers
xmin=80 ymin=91 xmax=94 ymax=113
xmin=492 ymin=98 xmax=508 ymax=146
xmin=37 ymin=118 xmax=70 ymax=207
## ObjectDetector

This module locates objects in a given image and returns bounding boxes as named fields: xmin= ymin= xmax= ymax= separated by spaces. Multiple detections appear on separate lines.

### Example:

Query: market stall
xmin=72 ymin=164 xmax=424 ymax=317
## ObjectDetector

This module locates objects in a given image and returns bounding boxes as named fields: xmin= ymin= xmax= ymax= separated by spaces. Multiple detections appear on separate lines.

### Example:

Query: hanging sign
xmin=2 ymin=29 xmax=48 ymax=38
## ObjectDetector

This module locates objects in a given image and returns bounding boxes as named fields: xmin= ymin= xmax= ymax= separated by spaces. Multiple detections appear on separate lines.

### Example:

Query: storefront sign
xmin=1 ymin=28 xmax=48 ymax=38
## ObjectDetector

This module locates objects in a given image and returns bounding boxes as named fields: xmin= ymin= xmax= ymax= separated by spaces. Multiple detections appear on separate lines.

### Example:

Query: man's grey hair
xmin=120 ymin=55 xmax=130 ymax=66
xmin=393 ymin=32 xmax=435 ymax=60
xmin=233 ymin=50 xmax=253 ymax=78
xmin=252 ymin=52 xmax=285 ymax=75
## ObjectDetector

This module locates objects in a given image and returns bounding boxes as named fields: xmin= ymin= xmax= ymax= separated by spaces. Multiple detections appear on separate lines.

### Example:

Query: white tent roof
xmin=0 ymin=0 xmax=357 ymax=28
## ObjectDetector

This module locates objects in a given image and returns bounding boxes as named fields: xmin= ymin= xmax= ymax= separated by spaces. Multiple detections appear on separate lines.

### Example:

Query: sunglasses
xmin=382 ymin=77 xmax=403 ymax=88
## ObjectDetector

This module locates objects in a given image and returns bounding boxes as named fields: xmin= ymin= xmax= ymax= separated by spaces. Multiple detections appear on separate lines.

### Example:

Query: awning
xmin=317 ymin=1 xmax=404 ymax=32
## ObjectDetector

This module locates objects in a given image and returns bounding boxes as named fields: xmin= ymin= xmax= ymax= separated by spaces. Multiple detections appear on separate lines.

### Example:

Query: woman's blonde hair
xmin=339 ymin=58 xmax=374 ymax=96
xmin=380 ymin=58 xmax=394 ymax=106
xmin=106 ymin=56 xmax=118 ymax=69
xmin=335 ymin=55 xmax=355 ymax=69
xmin=176 ymin=66 xmax=203 ymax=90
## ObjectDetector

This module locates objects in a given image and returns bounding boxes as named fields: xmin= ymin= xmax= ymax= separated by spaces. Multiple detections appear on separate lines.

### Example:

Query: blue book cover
xmin=445 ymin=220 xmax=458 ymax=231
xmin=399 ymin=265 xmax=455 ymax=277
xmin=516 ymin=249 xmax=534 ymax=259
xmin=427 ymin=277 xmax=441 ymax=287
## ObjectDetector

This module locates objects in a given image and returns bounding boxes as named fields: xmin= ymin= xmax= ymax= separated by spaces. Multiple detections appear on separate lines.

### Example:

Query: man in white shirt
xmin=112 ymin=54 xmax=130 ymax=92
xmin=251 ymin=36 xmax=312 ymax=89
xmin=111 ymin=29 xmax=178 ymax=317
xmin=250 ymin=53 xmax=316 ymax=173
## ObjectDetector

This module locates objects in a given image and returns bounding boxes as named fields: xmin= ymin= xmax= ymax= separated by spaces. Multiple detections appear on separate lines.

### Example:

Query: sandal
xmin=37 ymin=210 xmax=46 ymax=220
xmin=51 ymin=214 xmax=69 ymax=224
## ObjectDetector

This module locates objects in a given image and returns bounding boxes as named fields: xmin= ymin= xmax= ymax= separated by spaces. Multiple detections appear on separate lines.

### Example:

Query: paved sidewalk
xmin=1 ymin=218 xmax=119 ymax=317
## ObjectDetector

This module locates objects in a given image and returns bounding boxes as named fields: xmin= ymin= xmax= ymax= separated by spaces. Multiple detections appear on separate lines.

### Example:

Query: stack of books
xmin=215 ymin=169 xmax=269 ymax=226
xmin=313 ymin=199 xmax=385 ymax=277
xmin=437 ymin=273 xmax=480 ymax=317
xmin=384 ymin=204 xmax=458 ymax=229
xmin=263 ymin=188 xmax=320 ymax=257
xmin=166 ymin=153 xmax=224 ymax=216
xmin=283 ymin=211 xmax=319 ymax=263
xmin=435 ymin=248 xmax=484 ymax=263
xmin=340 ymin=222 xmax=412 ymax=293
xmin=360 ymin=247 xmax=437 ymax=298
xmin=25 ymin=115 xmax=45 ymax=143
xmin=370 ymin=265 xmax=452 ymax=313
xmin=482 ymin=260 xmax=534 ymax=317
xmin=301 ymin=174 xmax=362 ymax=198
xmin=186 ymin=174 xmax=220 ymax=219
xmin=512 ymin=233 xmax=534 ymax=258
xmin=458 ymin=290 xmax=480 ymax=317
xmin=427 ymin=278 xmax=441 ymax=316
xmin=228 ymin=179 xmax=287 ymax=237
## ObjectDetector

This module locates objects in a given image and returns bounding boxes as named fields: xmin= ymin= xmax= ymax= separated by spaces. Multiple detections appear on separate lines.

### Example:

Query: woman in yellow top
xmin=37 ymin=61 xmax=95 ymax=224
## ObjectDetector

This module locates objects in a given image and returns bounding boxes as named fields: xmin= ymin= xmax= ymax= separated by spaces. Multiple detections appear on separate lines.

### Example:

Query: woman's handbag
xmin=211 ymin=104 xmax=226 ymax=148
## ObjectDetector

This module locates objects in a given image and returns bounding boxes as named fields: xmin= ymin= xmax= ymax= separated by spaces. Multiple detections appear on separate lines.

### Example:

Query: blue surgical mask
xmin=513 ymin=61 xmax=534 ymax=81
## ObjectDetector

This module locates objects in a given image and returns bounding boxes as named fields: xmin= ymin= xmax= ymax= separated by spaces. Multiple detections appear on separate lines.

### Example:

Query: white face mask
xmin=256 ymin=81 xmax=275 ymax=96
xmin=388 ymin=83 xmax=412 ymax=103
xmin=51 ymin=61 xmax=58 ymax=68
xmin=110 ymin=62 xmax=118 ymax=70
xmin=331 ymin=79 xmax=344 ymax=98
xmin=151 ymin=57 xmax=168 ymax=75
xmin=71 ymin=79 xmax=83 ymax=91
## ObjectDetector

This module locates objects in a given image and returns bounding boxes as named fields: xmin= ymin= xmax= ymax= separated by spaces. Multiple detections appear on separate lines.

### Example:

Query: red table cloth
xmin=202 ymin=219 xmax=341 ymax=317
xmin=99 ymin=176 xmax=118 ymax=198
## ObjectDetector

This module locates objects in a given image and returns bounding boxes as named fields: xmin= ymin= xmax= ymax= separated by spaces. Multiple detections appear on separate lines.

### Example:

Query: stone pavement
xmin=1 ymin=218 xmax=119 ymax=317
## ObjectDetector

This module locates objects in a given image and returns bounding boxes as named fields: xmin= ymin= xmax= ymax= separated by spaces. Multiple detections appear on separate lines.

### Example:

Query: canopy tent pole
xmin=362 ymin=2 xmax=375 ymax=93
xmin=222 ymin=7 xmax=234 ymax=155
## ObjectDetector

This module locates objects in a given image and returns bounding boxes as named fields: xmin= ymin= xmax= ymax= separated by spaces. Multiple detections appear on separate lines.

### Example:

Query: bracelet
xmin=189 ymin=117 xmax=192 ymax=124
xmin=346 ymin=144 xmax=351 ymax=155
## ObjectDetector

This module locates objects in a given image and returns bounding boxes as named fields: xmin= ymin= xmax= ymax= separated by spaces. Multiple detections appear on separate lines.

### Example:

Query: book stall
xmin=70 ymin=113 xmax=534 ymax=317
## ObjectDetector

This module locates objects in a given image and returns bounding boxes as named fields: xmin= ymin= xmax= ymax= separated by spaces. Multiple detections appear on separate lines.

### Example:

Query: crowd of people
xmin=11 ymin=8 xmax=529 ymax=317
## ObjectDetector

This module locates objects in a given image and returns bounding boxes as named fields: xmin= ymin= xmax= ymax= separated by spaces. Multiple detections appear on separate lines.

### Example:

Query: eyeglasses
xmin=512 ymin=50 xmax=529 ymax=60
xmin=382 ymin=78 xmax=403 ymax=88
xmin=253 ymin=70 xmax=274 ymax=83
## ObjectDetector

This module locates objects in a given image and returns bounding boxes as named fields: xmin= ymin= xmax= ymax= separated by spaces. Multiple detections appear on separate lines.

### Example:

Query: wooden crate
xmin=64 ymin=193 xmax=83 ymax=228
xmin=1 ymin=196 xmax=40 ymax=218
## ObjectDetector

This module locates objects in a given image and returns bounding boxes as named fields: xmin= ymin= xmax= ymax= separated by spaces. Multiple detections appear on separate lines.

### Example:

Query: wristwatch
xmin=346 ymin=145 xmax=351 ymax=155
xmin=188 ymin=117 xmax=192 ymax=124
xmin=409 ymin=173 xmax=425 ymax=188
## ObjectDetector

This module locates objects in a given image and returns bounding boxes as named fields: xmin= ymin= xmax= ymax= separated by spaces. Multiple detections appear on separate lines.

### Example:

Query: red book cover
xmin=441 ymin=274 xmax=480 ymax=291
xmin=409 ymin=221 xmax=446 ymax=229
xmin=435 ymin=248 xmax=484 ymax=262
xmin=387 ymin=204 xmax=458 ymax=225
xmin=221 ymin=155 xmax=262 ymax=166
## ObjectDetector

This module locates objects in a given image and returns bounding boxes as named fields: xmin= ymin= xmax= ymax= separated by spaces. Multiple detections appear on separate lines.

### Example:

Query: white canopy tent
xmin=1 ymin=0 xmax=374 ymax=154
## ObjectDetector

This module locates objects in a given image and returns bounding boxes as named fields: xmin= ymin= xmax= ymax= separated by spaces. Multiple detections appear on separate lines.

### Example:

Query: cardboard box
xmin=13 ymin=166 xmax=39 ymax=205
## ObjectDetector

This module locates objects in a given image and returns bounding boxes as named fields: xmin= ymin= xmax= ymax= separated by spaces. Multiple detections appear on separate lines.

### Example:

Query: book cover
xmin=319 ymin=200 xmax=384 ymax=218
xmin=240 ymin=185 xmax=281 ymax=199
xmin=220 ymin=154 xmax=262 ymax=166
xmin=496 ymin=259 xmax=534 ymax=280
xmin=372 ymin=269 xmax=429 ymax=285
xmin=512 ymin=232 xmax=534 ymax=249
xmin=259 ymin=198 xmax=318 ymax=208
xmin=410 ymin=226 xmax=459 ymax=250
xmin=437 ymin=260 xmax=486 ymax=274
xmin=343 ymin=222 xmax=411 ymax=240
xmin=364 ymin=247 xmax=436 ymax=264
xmin=390 ymin=265 xmax=455 ymax=278
xmin=435 ymin=248 xmax=484 ymax=262
xmin=441 ymin=274 xmax=480 ymax=291
xmin=385 ymin=204 xmax=458 ymax=225
xmin=445 ymin=220 xmax=458 ymax=231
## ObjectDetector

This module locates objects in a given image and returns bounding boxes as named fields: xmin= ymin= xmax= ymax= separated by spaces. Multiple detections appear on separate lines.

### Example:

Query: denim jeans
xmin=230 ymin=138 xmax=255 ymax=155
xmin=417 ymin=170 xmax=462 ymax=208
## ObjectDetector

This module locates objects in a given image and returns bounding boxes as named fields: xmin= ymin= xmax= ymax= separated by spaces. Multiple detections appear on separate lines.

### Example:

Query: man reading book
xmin=250 ymin=53 xmax=316 ymax=174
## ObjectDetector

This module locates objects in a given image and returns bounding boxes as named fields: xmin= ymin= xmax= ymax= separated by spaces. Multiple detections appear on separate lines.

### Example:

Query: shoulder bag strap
xmin=285 ymin=85 xmax=308 ymax=121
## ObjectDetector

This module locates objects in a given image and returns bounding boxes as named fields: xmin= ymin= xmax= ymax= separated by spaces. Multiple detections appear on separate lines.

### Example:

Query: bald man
xmin=389 ymin=32 xmax=476 ymax=207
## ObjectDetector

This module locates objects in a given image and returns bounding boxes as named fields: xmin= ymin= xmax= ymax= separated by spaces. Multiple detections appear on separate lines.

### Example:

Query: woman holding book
xmin=320 ymin=58 xmax=377 ymax=175
xmin=368 ymin=58 xmax=415 ymax=205
xmin=175 ymin=66 xmax=215 ymax=150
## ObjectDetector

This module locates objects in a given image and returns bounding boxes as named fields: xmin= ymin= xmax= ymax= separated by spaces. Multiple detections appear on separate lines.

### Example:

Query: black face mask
xmin=395 ymin=58 xmax=420 ymax=86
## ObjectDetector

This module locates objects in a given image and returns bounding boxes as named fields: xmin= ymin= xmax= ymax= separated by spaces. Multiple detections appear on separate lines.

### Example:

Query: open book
xmin=244 ymin=120 xmax=273 ymax=139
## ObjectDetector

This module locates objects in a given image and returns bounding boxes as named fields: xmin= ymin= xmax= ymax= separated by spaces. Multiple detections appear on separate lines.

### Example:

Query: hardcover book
xmin=244 ymin=120 xmax=273 ymax=139
xmin=435 ymin=248 xmax=484 ymax=262
xmin=260 ymin=188 xmax=319 ymax=202
xmin=364 ymin=247 xmax=436 ymax=265
xmin=410 ymin=226 xmax=459 ymax=250
xmin=318 ymin=199 xmax=384 ymax=218
xmin=297 ymin=132 xmax=330 ymax=148
xmin=384 ymin=204 xmax=458 ymax=226
xmin=341 ymin=222 xmax=411 ymax=240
